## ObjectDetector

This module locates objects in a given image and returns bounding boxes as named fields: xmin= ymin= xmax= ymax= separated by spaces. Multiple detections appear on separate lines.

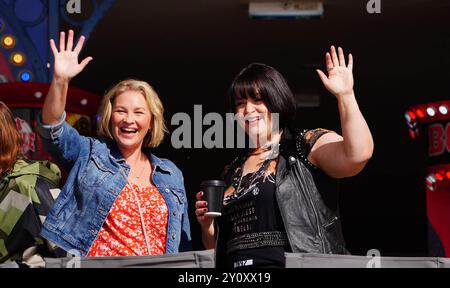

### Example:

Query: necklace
xmin=235 ymin=161 xmax=246 ymax=194
xmin=129 ymin=158 xmax=147 ymax=184
xmin=129 ymin=184 xmax=151 ymax=255
xmin=124 ymin=157 xmax=151 ymax=255
xmin=232 ymin=139 xmax=280 ymax=199
xmin=234 ymin=157 xmax=270 ymax=196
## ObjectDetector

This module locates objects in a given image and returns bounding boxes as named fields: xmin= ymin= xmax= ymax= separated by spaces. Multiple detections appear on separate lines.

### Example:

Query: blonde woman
xmin=38 ymin=30 xmax=191 ymax=256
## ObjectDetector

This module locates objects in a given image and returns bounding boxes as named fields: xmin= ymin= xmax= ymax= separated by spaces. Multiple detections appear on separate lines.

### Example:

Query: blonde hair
xmin=97 ymin=79 xmax=167 ymax=148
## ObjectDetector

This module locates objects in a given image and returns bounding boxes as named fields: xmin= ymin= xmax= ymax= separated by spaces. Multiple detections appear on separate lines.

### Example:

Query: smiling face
xmin=110 ymin=90 xmax=152 ymax=154
xmin=235 ymin=94 xmax=273 ymax=148
xmin=227 ymin=63 xmax=297 ymax=146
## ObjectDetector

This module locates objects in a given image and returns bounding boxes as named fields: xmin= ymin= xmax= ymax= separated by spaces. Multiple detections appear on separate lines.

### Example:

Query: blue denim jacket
xmin=37 ymin=112 xmax=191 ymax=256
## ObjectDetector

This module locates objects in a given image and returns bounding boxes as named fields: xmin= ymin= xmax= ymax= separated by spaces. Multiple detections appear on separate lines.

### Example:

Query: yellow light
xmin=2 ymin=36 xmax=15 ymax=48
xmin=11 ymin=53 xmax=25 ymax=65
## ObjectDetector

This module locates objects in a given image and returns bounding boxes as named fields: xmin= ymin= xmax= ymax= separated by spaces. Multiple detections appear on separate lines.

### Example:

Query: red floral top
xmin=87 ymin=183 xmax=168 ymax=256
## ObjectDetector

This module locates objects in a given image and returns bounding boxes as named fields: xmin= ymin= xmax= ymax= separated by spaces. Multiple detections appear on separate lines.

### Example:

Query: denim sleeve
xmin=36 ymin=111 xmax=91 ymax=164
xmin=178 ymin=170 xmax=192 ymax=252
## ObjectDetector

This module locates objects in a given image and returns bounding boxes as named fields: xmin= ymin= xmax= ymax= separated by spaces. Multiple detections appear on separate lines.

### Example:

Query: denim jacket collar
xmin=105 ymin=139 xmax=173 ymax=174
xmin=148 ymin=153 xmax=173 ymax=174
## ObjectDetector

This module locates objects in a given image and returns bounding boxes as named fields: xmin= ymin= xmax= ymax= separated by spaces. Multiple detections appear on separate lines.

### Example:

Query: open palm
xmin=50 ymin=30 xmax=92 ymax=80
xmin=317 ymin=46 xmax=354 ymax=98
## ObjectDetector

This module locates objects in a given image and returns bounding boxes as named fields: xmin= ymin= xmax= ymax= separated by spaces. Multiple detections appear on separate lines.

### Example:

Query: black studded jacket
xmin=220 ymin=127 xmax=349 ymax=259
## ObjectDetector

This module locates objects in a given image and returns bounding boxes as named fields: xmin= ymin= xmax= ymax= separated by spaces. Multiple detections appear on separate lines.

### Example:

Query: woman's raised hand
xmin=316 ymin=46 xmax=354 ymax=99
xmin=50 ymin=30 xmax=93 ymax=81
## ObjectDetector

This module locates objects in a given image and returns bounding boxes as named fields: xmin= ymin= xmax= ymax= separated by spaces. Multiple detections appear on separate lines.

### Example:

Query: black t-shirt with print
xmin=218 ymin=158 xmax=290 ymax=268
xmin=218 ymin=128 xmax=332 ymax=268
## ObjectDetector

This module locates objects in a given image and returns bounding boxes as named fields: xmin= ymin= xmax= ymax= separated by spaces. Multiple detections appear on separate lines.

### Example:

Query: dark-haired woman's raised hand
xmin=308 ymin=45 xmax=373 ymax=179
xmin=316 ymin=46 xmax=354 ymax=99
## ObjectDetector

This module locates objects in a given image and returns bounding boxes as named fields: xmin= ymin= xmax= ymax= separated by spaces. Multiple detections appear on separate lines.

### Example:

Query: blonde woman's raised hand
xmin=49 ymin=30 xmax=93 ymax=81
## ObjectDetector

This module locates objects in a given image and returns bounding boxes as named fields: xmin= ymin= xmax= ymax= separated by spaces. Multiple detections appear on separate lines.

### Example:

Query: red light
xmin=416 ymin=109 xmax=425 ymax=118
xmin=435 ymin=173 xmax=444 ymax=181
xmin=408 ymin=111 xmax=416 ymax=120
xmin=409 ymin=130 xmax=416 ymax=139
xmin=446 ymin=171 xmax=450 ymax=179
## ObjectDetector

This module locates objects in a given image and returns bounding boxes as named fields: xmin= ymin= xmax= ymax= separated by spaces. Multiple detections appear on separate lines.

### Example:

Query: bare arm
xmin=42 ymin=30 xmax=93 ymax=125
xmin=311 ymin=46 xmax=374 ymax=178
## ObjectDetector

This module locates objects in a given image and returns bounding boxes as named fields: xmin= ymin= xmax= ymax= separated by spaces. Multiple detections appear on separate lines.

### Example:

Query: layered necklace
xmin=231 ymin=139 xmax=281 ymax=200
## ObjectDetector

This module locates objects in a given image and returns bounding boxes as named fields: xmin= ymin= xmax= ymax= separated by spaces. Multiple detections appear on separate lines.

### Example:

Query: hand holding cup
xmin=200 ymin=180 xmax=226 ymax=218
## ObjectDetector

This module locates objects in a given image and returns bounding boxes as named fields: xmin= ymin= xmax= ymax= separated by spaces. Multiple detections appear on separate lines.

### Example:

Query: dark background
xmin=66 ymin=0 xmax=450 ymax=256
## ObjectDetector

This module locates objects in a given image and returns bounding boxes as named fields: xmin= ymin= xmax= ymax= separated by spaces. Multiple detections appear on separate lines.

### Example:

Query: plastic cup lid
xmin=201 ymin=180 xmax=226 ymax=187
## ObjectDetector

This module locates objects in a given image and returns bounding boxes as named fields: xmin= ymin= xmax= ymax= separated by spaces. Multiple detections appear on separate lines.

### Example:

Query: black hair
xmin=227 ymin=63 xmax=296 ymax=128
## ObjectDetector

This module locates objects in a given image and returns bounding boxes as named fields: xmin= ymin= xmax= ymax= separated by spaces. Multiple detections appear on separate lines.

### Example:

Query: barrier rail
xmin=37 ymin=250 xmax=450 ymax=268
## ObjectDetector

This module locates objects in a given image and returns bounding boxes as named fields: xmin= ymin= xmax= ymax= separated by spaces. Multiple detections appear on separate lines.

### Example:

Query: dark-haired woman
xmin=195 ymin=46 xmax=374 ymax=268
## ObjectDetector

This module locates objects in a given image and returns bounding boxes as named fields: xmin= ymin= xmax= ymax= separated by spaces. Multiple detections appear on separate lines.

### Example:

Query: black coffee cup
xmin=200 ymin=180 xmax=226 ymax=218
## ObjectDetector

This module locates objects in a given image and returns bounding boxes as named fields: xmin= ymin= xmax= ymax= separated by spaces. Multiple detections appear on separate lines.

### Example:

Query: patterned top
xmin=87 ymin=183 xmax=168 ymax=257
xmin=0 ymin=159 xmax=63 ymax=266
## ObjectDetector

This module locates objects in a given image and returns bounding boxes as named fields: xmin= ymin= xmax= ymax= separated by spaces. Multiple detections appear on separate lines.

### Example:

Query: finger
xmin=195 ymin=201 xmax=207 ymax=209
xmin=49 ymin=39 xmax=58 ymax=56
xmin=73 ymin=35 xmax=86 ymax=54
xmin=195 ymin=201 xmax=205 ymax=209
xmin=325 ymin=53 xmax=333 ymax=72
xmin=330 ymin=45 xmax=339 ymax=67
xmin=59 ymin=31 xmax=65 ymax=51
xmin=316 ymin=69 xmax=329 ymax=85
xmin=195 ymin=208 xmax=208 ymax=217
xmin=66 ymin=30 xmax=74 ymax=51
xmin=348 ymin=53 xmax=353 ymax=71
xmin=338 ymin=47 xmax=346 ymax=67
xmin=196 ymin=191 xmax=204 ymax=201
xmin=79 ymin=57 xmax=93 ymax=69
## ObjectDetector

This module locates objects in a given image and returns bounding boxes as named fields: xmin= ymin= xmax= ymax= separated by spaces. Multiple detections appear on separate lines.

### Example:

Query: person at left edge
xmin=0 ymin=101 xmax=64 ymax=267
xmin=37 ymin=30 xmax=191 ymax=256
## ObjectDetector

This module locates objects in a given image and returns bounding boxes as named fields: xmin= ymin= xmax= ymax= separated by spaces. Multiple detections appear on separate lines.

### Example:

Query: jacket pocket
xmin=323 ymin=216 xmax=339 ymax=230
xmin=53 ymin=185 xmax=75 ymax=218
xmin=53 ymin=187 xmax=78 ymax=230
xmin=321 ymin=216 xmax=349 ymax=254
xmin=167 ymin=187 xmax=185 ymax=205
xmin=81 ymin=155 xmax=116 ymax=187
